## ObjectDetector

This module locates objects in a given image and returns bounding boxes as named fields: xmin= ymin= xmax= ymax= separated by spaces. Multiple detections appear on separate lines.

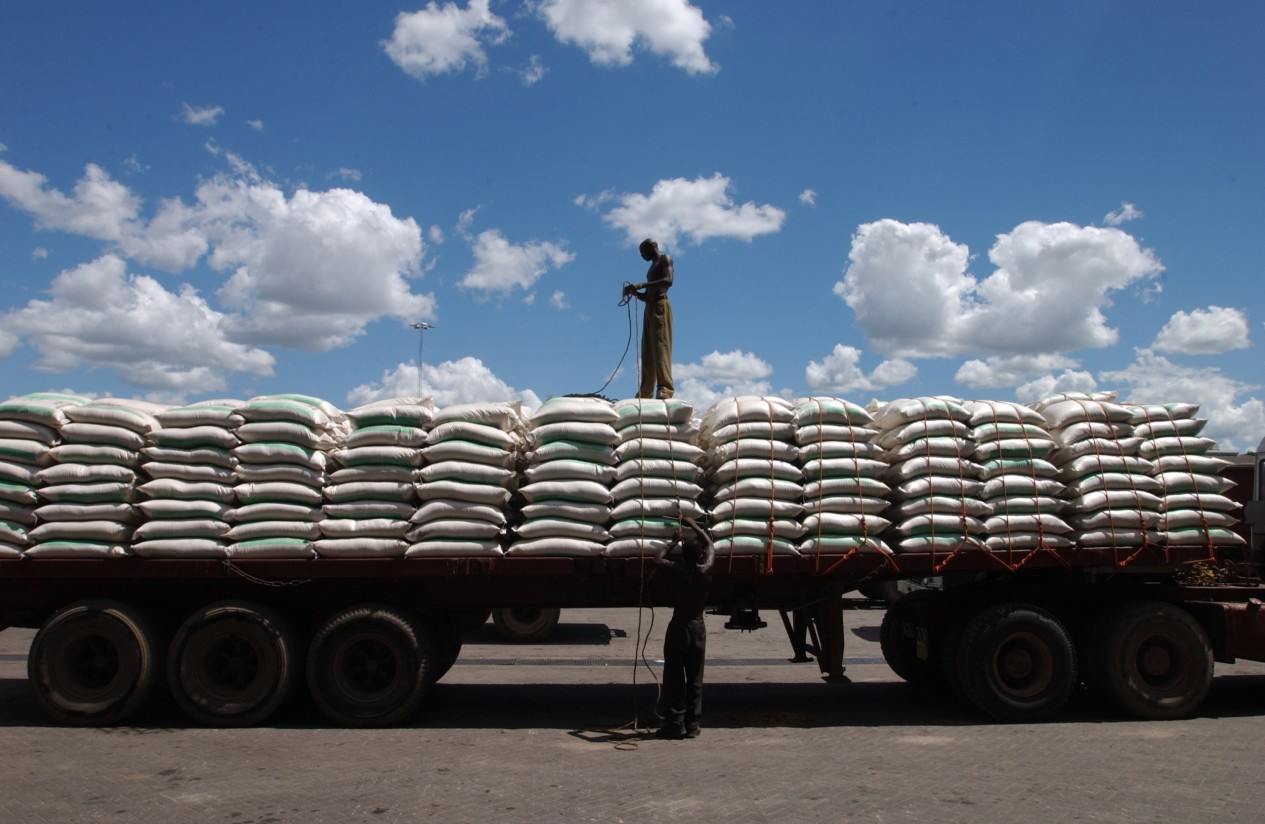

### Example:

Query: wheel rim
xmin=332 ymin=633 xmax=402 ymax=701
xmin=990 ymin=631 xmax=1054 ymax=700
xmin=205 ymin=636 xmax=259 ymax=692
xmin=1135 ymin=636 xmax=1181 ymax=690
xmin=184 ymin=626 xmax=267 ymax=702
xmin=58 ymin=632 xmax=124 ymax=699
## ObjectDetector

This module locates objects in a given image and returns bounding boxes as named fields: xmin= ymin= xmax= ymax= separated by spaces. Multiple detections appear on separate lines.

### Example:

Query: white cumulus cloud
xmin=204 ymin=182 xmax=432 ymax=349
xmin=0 ymin=156 xmax=437 ymax=369
xmin=804 ymin=344 xmax=916 ymax=394
xmin=836 ymin=218 xmax=1164 ymax=359
xmin=0 ymin=161 xmax=141 ymax=242
xmin=671 ymin=349 xmax=784 ymax=411
xmin=1100 ymin=349 xmax=1264 ymax=451
xmin=598 ymin=173 xmax=784 ymax=248
xmin=458 ymin=228 xmax=575 ymax=296
xmin=1014 ymin=370 xmax=1099 ymax=404
xmin=537 ymin=0 xmax=716 ymax=75
xmin=1104 ymin=201 xmax=1143 ymax=226
xmin=347 ymin=356 xmax=541 ymax=410
xmin=383 ymin=0 xmax=509 ymax=81
xmin=675 ymin=349 xmax=771 ymax=383
xmin=1152 ymin=305 xmax=1250 ymax=354
xmin=955 ymin=354 xmax=1081 ymax=389
xmin=520 ymin=55 xmax=548 ymax=86
xmin=1 ymin=255 xmax=274 ymax=391
xmin=181 ymin=103 xmax=225 ymax=126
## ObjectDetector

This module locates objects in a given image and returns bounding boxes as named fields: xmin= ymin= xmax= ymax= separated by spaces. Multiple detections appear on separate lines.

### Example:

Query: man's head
xmin=680 ymin=535 xmax=703 ymax=568
xmin=639 ymin=238 xmax=658 ymax=260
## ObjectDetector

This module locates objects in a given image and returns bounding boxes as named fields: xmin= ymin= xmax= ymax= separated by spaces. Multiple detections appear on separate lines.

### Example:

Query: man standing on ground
xmin=652 ymin=516 xmax=714 ymax=740
xmin=622 ymin=238 xmax=674 ymax=400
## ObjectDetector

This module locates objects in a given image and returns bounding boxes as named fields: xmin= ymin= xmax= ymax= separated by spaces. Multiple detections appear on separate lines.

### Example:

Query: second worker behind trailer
xmin=652 ymin=516 xmax=714 ymax=740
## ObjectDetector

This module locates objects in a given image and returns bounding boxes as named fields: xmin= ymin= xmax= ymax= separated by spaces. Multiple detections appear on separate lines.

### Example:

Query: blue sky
xmin=1 ymin=1 xmax=1261 ymax=448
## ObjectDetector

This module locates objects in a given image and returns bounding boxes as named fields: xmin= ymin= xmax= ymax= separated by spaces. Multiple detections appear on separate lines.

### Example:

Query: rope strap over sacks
xmin=1067 ymin=398 xmax=1164 ymax=570
xmin=807 ymin=399 xmax=899 ymax=578
xmin=982 ymin=403 xmax=1069 ymax=574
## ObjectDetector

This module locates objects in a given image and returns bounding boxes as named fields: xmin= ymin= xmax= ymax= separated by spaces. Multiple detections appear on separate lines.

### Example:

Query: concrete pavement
xmin=3 ymin=605 xmax=1265 ymax=823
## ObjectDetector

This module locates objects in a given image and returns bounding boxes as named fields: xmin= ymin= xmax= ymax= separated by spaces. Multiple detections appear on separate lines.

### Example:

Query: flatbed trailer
xmin=2 ymin=525 xmax=1264 ymax=727
xmin=0 ymin=447 xmax=1258 ymax=729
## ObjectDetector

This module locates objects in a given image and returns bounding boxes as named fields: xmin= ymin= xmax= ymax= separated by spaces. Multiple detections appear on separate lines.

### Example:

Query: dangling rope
xmin=586 ymin=285 xmax=639 ymax=399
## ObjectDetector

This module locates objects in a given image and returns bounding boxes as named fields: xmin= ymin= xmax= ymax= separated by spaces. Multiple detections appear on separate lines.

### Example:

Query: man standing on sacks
xmin=652 ymin=516 xmax=714 ymax=739
xmin=622 ymin=238 xmax=674 ymax=400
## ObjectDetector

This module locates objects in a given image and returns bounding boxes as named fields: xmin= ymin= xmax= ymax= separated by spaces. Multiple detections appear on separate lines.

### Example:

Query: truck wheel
xmin=28 ymin=599 xmax=162 ymax=726
xmin=492 ymin=607 xmax=561 ymax=642
xmin=167 ymin=601 xmax=299 ymax=727
xmin=955 ymin=602 xmax=1076 ymax=722
xmin=1090 ymin=601 xmax=1212 ymax=719
xmin=307 ymin=604 xmax=434 ymax=727
xmin=878 ymin=591 xmax=945 ymax=687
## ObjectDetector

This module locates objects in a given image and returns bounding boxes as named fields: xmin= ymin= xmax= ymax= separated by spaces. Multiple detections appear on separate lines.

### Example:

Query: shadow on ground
xmin=3 ymin=673 xmax=1264 ymax=732
xmin=464 ymin=622 xmax=626 ymax=646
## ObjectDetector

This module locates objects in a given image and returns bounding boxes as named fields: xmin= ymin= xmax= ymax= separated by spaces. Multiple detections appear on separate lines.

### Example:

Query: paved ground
xmin=3 ymin=603 xmax=1265 ymax=823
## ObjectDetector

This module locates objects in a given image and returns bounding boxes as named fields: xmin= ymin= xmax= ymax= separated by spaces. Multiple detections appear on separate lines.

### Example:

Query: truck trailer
xmin=0 ymin=394 xmax=1261 ymax=728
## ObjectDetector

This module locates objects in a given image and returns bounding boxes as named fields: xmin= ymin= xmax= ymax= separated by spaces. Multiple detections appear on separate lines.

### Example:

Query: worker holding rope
xmin=623 ymin=238 xmax=674 ymax=400
xmin=652 ymin=516 xmax=714 ymax=740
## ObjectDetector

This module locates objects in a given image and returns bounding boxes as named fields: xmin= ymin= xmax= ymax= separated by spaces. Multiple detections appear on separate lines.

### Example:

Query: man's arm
xmin=651 ymin=254 xmax=673 ymax=291
xmin=624 ymin=255 xmax=674 ymax=299
xmin=651 ymin=531 xmax=683 ymax=570
xmin=681 ymin=516 xmax=715 ymax=576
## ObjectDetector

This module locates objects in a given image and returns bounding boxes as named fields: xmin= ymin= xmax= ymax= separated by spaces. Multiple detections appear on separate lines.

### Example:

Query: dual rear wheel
xmin=880 ymin=595 xmax=1214 ymax=722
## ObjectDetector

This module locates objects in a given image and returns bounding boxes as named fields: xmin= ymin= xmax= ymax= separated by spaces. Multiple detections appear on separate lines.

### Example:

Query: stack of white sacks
xmin=1129 ymin=402 xmax=1243 ymax=548
xmin=966 ymin=400 xmax=1072 ymax=552
xmin=227 ymin=395 xmax=346 ymax=559
xmin=701 ymin=397 xmax=804 ymax=557
xmin=31 ymin=398 xmax=158 ymax=558
xmin=135 ymin=400 xmax=242 ymax=558
xmin=1038 ymin=393 xmax=1163 ymax=549
xmin=0 ymin=394 xmax=88 ymax=557
xmin=795 ymin=397 xmax=891 ymax=557
xmin=321 ymin=398 xmax=431 ymax=558
xmin=0 ymin=391 xmax=1247 ymax=561
xmin=605 ymin=398 xmax=705 ymax=558
xmin=874 ymin=398 xmax=988 ymax=554
xmin=409 ymin=402 xmax=523 ymax=557
xmin=510 ymin=396 xmax=619 ymax=557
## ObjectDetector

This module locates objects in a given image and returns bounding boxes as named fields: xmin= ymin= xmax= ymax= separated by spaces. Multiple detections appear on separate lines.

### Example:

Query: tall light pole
xmin=410 ymin=322 xmax=433 ymax=397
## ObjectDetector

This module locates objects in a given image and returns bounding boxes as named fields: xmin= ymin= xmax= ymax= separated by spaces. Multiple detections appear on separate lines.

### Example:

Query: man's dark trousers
xmin=662 ymin=614 xmax=706 ymax=731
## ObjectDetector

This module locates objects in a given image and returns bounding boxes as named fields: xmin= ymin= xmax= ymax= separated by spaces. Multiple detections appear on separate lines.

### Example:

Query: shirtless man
xmin=622 ymin=239 xmax=674 ymax=399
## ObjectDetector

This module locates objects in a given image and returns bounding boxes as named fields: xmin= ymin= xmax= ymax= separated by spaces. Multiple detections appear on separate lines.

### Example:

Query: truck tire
xmin=955 ymin=602 xmax=1077 ymax=723
xmin=492 ymin=607 xmax=561 ymax=643
xmin=1090 ymin=601 xmax=1212 ymax=719
xmin=167 ymin=601 xmax=300 ymax=727
xmin=307 ymin=604 xmax=434 ymax=727
xmin=878 ymin=591 xmax=946 ymax=687
xmin=28 ymin=599 xmax=162 ymax=726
